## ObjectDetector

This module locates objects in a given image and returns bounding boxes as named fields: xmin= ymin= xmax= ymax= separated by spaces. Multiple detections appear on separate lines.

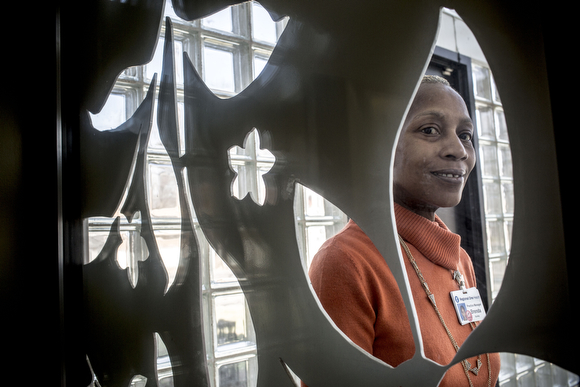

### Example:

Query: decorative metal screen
xmin=66 ymin=0 xmax=576 ymax=386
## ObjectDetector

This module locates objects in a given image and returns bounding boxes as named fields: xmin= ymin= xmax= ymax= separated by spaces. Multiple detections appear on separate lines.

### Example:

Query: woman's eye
xmin=421 ymin=127 xmax=439 ymax=135
xmin=459 ymin=132 xmax=473 ymax=141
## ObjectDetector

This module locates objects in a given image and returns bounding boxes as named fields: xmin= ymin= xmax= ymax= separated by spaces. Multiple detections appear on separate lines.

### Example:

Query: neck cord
xmin=398 ymin=235 xmax=491 ymax=387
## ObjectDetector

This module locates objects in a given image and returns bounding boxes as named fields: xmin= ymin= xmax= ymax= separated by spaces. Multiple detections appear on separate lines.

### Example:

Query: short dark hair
xmin=421 ymin=74 xmax=451 ymax=87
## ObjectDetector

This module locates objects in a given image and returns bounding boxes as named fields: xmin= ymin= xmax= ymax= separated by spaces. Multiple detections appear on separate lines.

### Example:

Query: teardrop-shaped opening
xmin=162 ymin=1 xmax=288 ymax=99
xmin=155 ymin=333 xmax=175 ymax=386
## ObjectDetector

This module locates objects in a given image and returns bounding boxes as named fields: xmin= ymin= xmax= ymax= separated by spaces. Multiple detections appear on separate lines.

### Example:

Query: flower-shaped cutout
xmin=228 ymin=128 xmax=275 ymax=205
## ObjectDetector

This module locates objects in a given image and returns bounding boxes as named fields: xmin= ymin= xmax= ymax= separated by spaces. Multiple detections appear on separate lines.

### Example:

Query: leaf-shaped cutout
xmin=88 ymin=92 xmax=128 ymax=131
xmin=152 ymin=229 xmax=181 ymax=291
xmin=129 ymin=374 xmax=147 ymax=387
xmin=146 ymin=161 xmax=182 ymax=291
xmin=117 ymin=233 xmax=149 ymax=289
xmin=251 ymin=2 xmax=283 ymax=45
xmin=85 ymin=214 xmax=149 ymax=289
xmin=279 ymin=358 xmax=301 ymax=385
xmin=155 ymin=333 xmax=175 ymax=386
xmin=85 ymin=355 xmax=102 ymax=387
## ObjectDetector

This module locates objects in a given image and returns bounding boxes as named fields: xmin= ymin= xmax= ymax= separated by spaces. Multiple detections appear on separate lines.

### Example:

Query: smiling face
xmin=393 ymin=82 xmax=476 ymax=220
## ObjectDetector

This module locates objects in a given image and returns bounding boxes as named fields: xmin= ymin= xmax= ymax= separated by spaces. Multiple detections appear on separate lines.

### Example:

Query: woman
xmin=306 ymin=75 xmax=500 ymax=386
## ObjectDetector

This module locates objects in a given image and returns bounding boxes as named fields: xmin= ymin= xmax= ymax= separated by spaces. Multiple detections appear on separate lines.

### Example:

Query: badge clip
xmin=452 ymin=270 xmax=467 ymax=293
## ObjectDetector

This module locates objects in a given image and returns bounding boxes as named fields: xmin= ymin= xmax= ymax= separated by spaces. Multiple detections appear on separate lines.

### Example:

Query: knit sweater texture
xmin=306 ymin=203 xmax=500 ymax=386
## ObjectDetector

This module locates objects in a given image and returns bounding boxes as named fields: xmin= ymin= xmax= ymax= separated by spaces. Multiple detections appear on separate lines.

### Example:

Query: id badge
xmin=450 ymin=288 xmax=486 ymax=325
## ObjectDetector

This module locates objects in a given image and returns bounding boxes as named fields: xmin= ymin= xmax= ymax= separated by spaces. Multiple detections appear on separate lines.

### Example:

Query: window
xmin=293 ymin=186 xmax=348 ymax=268
xmin=472 ymin=62 xmax=513 ymax=301
xmin=87 ymin=3 xmax=289 ymax=387
xmin=471 ymin=61 xmax=578 ymax=387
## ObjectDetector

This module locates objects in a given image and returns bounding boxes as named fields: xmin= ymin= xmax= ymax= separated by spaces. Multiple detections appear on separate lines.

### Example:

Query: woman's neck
xmin=393 ymin=198 xmax=437 ymax=222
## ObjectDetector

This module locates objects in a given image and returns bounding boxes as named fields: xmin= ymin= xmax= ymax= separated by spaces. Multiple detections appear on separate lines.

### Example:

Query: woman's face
xmin=393 ymin=82 xmax=476 ymax=220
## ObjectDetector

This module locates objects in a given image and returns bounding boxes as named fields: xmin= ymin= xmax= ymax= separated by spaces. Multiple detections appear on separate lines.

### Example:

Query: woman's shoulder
xmin=310 ymin=220 xmax=388 ymax=277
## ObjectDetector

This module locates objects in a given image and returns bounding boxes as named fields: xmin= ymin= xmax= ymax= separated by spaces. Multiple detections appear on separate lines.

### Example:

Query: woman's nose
xmin=443 ymin=134 xmax=468 ymax=160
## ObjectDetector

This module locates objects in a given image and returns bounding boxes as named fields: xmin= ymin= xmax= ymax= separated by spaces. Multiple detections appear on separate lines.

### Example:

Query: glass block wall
xmin=472 ymin=61 xmax=578 ymax=387
xmin=472 ymin=62 xmax=513 ymax=302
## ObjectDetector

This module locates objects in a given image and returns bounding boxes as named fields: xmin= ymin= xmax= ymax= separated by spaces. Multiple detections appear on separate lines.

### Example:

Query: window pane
xmin=500 ymin=379 xmax=517 ymax=387
xmin=502 ymin=183 xmax=514 ymax=215
xmin=253 ymin=55 xmax=268 ymax=79
xmin=88 ymin=230 xmax=111 ymax=262
xmin=211 ymin=247 xmax=239 ymax=286
xmin=203 ymin=46 xmax=235 ymax=92
xmin=148 ymin=162 xmax=181 ymax=218
xmin=516 ymin=355 xmax=535 ymax=375
xmin=504 ymin=219 xmax=513 ymax=253
xmin=256 ymin=166 xmax=271 ymax=205
xmin=153 ymin=230 xmax=181 ymax=289
xmin=218 ymin=361 xmax=248 ymax=387
xmin=145 ymin=39 xmax=163 ymax=81
xmin=566 ymin=368 xmax=580 ymax=386
xmin=214 ymin=293 xmax=249 ymax=346
xmin=500 ymin=353 xmax=517 ymax=383
xmin=164 ymin=1 xmax=180 ymax=20
xmin=480 ymin=143 xmax=499 ymax=177
xmin=174 ymin=40 xmax=184 ymax=85
xmin=202 ymin=7 xmax=233 ymax=33
xmin=498 ymin=144 xmax=513 ymax=178
xmin=149 ymin=100 xmax=185 ymax=155
xmin=473 ymin=64 xmax=492 ymax=100
xmin=90 ymin=93 xmax=127 ymax=131
xmin=492 ymin=76 xmax=502 ymax=104
xmin=551 ymin=365 xmax=571 ymax=386
xmin=304 ymin=187 xmax=325 ymax=216
xmin=496 ymin=109 xmax=509 ymax=141
xmin=117 ymin=230 xmax=150 ymax=288
xmin=145 ymin=38 xmax=184 ymax=85
xmin=256 ymin=133 xmax=275 ymax=161
xmin=230 ymin=162 xmax=258 ymax=203
xmin=534 ymin=363 xmax=552 ymax=387
xmin=483 ymin=182 xmax=502 ymax=215
xmin=516 ymin=371 xmax=534 ymax=387
xmin=487 ymin=219 xmax=506 ymax=255
xmin=490 ymin=258 xmax=507 ymax=297
xmin=229 ymin=163 xmax=242 ymax=200
xmin=252 ymin=3 xmax=277 ymax=43
xmin=115 ymin=230 xmax=132 ymax=270
xmin=306 ymin=225 xmax=327 ymax=266
xmin=148 ymin=103 xmax=165 ymax=151
xmin=120 ymin=66 xmax=139 ymax=80
xmin=476 ymin=106 xmax=495 ymax=139
xmin=130 ymin=375 xmax=147 ymax=387
xmin=483 ymin=181 xmax=502 ymax=215
xmin=155 ymin=333 xmax=175 ymax=386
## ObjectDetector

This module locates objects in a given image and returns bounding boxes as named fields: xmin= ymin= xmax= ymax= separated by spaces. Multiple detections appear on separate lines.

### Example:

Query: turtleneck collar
xmin=394 ymin=203 xmax=462 ymax=270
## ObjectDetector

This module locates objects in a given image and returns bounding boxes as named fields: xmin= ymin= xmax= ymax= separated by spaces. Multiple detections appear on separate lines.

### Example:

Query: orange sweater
xmin=306 ymin=204 xmax=499 ymax=386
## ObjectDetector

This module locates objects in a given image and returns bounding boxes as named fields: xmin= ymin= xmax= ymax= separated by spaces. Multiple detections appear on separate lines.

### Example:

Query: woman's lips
xmin=431 ymin=170 xmax=466 ymax=182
